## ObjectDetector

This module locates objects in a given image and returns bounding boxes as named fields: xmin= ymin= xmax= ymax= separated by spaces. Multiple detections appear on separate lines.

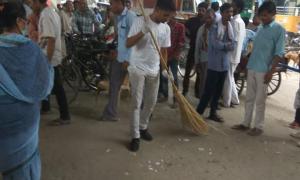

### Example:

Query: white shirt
xmin=230 ymin=14 xmax=246 ymax=64
xmin=60 ymin=10 xmax=73 ymax=34
xmin=39 ymin=7 xmax=62 ymax=66
xmin=215 ymin=11 xmax=222 ymax=22
xmin=128 ymin=17 xmax=171 ymax=76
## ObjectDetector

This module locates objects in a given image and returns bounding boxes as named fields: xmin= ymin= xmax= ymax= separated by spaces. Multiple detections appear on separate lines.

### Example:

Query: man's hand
xmin=264 ymin=71 xmax=273 ymax=84
xmin=122 ymin=61 xmax=129 ymax=71
xmin=141 ymin=16 xmax=151 ymax=34
xmin=162 ymin=69 xmax=174 ymax=81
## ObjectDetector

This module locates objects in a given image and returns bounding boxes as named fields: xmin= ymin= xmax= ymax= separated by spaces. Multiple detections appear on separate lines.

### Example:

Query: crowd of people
xmin=1 ymin=0 xmax=300 ymax=179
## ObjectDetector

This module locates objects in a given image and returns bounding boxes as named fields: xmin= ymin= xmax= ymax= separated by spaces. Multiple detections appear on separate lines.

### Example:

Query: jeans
xmin=296 ymin=108 xmax=300 ymax=124
xmin=159 ymin=58 xmax=179 ymax=98
xmin=41 ymin=66 xmax=70 ymax=120
xmin=197 ymin=69 xmax=227 ymax=116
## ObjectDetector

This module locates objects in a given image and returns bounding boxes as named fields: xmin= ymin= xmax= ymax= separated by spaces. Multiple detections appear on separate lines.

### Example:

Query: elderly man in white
xmin=223 ymin=0 xmax=246 ymax=107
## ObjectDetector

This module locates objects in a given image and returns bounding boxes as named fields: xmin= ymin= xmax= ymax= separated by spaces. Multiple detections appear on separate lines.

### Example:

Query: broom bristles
xmin=173 ymin=85 xmax=209 ymax=135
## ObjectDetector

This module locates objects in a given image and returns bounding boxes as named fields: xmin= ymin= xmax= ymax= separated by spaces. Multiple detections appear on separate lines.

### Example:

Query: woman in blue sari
xmin=0 ymin=1 xmax=53 ymax=179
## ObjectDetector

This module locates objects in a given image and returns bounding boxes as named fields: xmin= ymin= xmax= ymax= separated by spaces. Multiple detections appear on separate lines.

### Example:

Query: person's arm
xmin=161 ymin=47 xmax=168 ymax=70
xmin=40 ymin=16 xmax=56 ymax=62
xmin=209 ymin=26 xmax=231 ymax=51
xmin=46 ymin=37 xmax=55 ymax=61
xmin=264 ymin=27 xmax=286 ymax=84
xmin=126 ymin=18 xmax=145 ymax=48
xmin=126 ymin=31 xmax=144 ymax=48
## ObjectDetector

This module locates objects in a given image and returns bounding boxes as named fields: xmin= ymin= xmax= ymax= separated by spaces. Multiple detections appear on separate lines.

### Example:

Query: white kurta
xmin=222 ymin=14 xmax=246 ymax=107
xmin=230 ymin=14 xmax=246 ymax=64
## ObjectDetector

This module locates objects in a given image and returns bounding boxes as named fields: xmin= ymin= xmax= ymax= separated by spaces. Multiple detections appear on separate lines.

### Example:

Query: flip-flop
xmin=48 ymin=119 xmax=71 ymax=126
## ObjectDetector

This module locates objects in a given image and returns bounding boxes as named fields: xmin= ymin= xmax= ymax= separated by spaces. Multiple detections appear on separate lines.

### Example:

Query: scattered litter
xmin=275 ymin=151 xmax=281 ymax=154
xmin=131 ymin=153 xmax=137 ymax=156
xmin=209 ymin=152 xmax=213 ymax=156
xmin=198 ymin=147 xmax=205 ymax=151
xmin=105 ymin=149 xmax=111 ymax=153
xmin=178 ymin=138 xmax=182 ymax=142
xmin=148 ymin=167 xmax=154 ymax=171
xmin=148 ymin=160 xmax=152 ymax=164
xmin=160 ymin=159 xmax=164 ymax=162
xmin=183 ymin=138 xmax=190 ymax=142
xmin=154 ymin=170 xmax=158 ymax=173
xmin=155 ymin=162 xmax=161 ymax=166
xmin=124 ymin=172 xmax=130 ymax=176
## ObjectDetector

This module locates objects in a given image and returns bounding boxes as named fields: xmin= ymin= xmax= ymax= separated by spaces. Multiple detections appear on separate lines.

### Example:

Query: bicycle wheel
xmin=177 ymin=60 xmax=196 ymax=78
xmin=267 ymin=71 xmax=281 ymax=96
xmin=61 ymin=57 xmax=81 ymax=104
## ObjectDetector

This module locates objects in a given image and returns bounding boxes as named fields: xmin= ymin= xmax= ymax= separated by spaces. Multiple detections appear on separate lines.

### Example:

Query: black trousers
xmin=182 ymin=49 xmax=195 ymax=95
xmin=197 ymin=69 xmax=227 ymax=116
xmin=295 ymin=108 xmax=300 ymax=123
xmin=42 ymin=66 xmax=70 ymax=120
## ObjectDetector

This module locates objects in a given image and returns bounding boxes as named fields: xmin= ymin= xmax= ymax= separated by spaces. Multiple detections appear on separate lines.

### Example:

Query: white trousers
xmin=223 ymin=63 xmax=240 ymax=107
xmin=128 ymin=67 xmax=160 ymax=139
xmin=242 ymin=70 xmax=268 ymax=129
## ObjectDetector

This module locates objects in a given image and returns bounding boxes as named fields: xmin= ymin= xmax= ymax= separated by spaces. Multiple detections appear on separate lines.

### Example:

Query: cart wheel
xmin=267 ymin=71 xmax=281 ymax=96
xmin=234 ymin=72 xmax=245 ymax=96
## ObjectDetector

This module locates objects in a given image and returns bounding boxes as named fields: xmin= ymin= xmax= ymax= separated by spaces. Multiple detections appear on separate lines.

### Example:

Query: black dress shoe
xmin=208 ymin=114 xmax=224 ymax=123
xmin=140 ymin=129 xmax=153 ymax=141
xmin=129 ymin=138 xmax=140 ymax=152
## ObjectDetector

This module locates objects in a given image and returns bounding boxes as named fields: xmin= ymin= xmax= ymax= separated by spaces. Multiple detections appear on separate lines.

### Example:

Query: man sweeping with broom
xmin=126 ymin=0 xmax=176 ymax=152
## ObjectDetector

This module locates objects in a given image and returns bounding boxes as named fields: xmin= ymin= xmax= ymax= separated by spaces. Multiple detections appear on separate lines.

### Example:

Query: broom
xmin=136 ymin=0 xmax=209 ymax=135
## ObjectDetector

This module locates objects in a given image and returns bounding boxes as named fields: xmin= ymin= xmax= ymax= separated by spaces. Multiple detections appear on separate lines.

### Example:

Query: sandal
xmin=231 ymin=124 xmax=250 ymax=131
xmin=48 ymin=118 xmax=71 ymax=126
xmin=289 ymin=122 xmax=300 ymax=129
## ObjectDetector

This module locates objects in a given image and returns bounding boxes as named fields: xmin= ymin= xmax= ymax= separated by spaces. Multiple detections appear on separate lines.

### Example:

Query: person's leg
xmin=169 ymin=59 xmax=179 ymax=104
xmin=140 ymin=73 xmax=160 ymax=131
xmin=197 ymin=70 xmax=217 ymax=115
xmin=158 ymin=69 xmax=168 ymax=99
xmin=295 ymin=108 xmax=300 ymax=124
xmin=196 ymin=62 xmax=208 ymax=100
xmin=253 ymin=71 xmax=268 ymax=130
xmin=210 ymin=71 xmax=227 ymax=117
xmin=52 ymin=66 xmax=70 ymax=121
xmin=231 ymin=63 xmax=240 ymax=105
xmin=41 ymin=96 xmax=50 ymax=112
xmin=223 ymin=63 xmax=234 ymax=107
xmin=102 ymin=60 xmax=127 ymax=120
xmin=182 ymin=50 xmax=195 ymax=95
xmin=241 ymin=70 xmax=257 ymax=127
xmin=128 ymin=68 xmax=145 ymax=139
xmin=169 ymin=59 xmax=179 ymax=88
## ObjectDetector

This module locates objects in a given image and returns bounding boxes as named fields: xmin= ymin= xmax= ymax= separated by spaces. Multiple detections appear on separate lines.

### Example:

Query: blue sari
xmin=0 ymin=34 xmax=53 ymax=173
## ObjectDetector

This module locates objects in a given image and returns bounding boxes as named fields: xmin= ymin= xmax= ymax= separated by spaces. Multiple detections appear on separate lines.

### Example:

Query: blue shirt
xmin=116 ymin=8 xmax=136 ymax=63
xmin=247 ymin=21 xmax=286 ymax=73
xmin=242 ymin=29 xmax=256 ymax=56
xmin=207 ymin=24 xmax=235 ymax=72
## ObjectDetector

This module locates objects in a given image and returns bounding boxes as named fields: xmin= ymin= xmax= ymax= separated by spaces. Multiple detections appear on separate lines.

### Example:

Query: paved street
xmin=38 ymin=72 xmax=300 ymax=180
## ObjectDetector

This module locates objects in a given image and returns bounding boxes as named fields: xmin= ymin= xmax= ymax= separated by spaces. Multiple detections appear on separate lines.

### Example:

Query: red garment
xmin=167 ymin=21 xmax=185 ymax=60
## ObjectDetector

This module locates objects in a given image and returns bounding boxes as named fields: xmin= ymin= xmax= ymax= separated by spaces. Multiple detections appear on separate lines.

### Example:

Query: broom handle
xmin=136 ymin=0 xmax=178 ymax=90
